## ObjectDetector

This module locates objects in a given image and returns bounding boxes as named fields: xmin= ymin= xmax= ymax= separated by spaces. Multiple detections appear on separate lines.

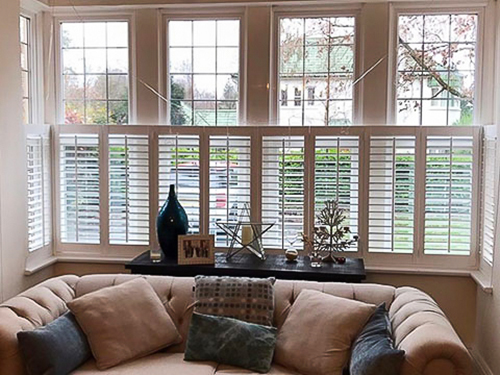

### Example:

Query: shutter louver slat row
xmin=262 ymin=136 xmax=305 ymax=250
xmin=315 ymin=136 xmax=359 ymax=251
xmin=60 ymin=134 xmax=100 ymax=244
xmin=424 ymin=136 xmax=473 ymax=255
xmin=109 ymin=135 xmax=149 ymax=245
xmin=159 ymin=135 xmax=200 ymax=234
xmin=27 ymin=135 xmax=51 ymax=252
xmin=480 ymin=137 xmax=497 ymax=265
xmin=209 ymin=136 xmax=251 ymax=246
xmin=368 ymin=136 xmax=415 ymax=253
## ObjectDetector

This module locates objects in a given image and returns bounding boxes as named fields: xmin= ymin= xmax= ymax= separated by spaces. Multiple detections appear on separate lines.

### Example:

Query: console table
xmin=125 ymin=252 xmax=366 ymax=283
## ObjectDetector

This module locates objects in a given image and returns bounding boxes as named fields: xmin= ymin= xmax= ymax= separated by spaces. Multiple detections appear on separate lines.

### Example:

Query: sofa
xmin=0 ymin=274 xmax=472 ymax=375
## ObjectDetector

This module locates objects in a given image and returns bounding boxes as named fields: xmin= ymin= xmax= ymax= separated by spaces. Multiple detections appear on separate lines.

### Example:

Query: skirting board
xmin=471 ymin=349 xmax=494 ymax=375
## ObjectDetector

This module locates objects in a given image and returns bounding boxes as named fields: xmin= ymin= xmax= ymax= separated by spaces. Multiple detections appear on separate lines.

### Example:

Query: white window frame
xmin=270 ymin=5 xmax=362 ymax=126
xmin=54 ymin=12 xmax=136 ymax=125
xmin=160 ymin=8 xmax=247 ymax=126
xmin=387 ymin=3 xmax=487 ymax=126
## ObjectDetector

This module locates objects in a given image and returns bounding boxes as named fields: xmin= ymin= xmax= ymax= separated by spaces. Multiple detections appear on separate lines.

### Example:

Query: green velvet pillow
xmin=184 ymin=313 xmax=277 ymax=373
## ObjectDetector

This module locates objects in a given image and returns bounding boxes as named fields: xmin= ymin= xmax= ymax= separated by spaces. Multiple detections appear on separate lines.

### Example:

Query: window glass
xmin=168 ymin=19 xmax=240 ymax=126
xmin=61 ymin=21 xmax=129 ymax=124
xmin=278 ymin=16 xmax=355 ymax=126
xmin=20 ymin=15 xmax=32 ymax=124
xmin=396 ymin=14 xmax=478 ymax=125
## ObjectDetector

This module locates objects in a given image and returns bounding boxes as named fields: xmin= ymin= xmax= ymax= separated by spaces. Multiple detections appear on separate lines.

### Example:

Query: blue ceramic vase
xmin=157 ymin=184 xmax=189 ymax=260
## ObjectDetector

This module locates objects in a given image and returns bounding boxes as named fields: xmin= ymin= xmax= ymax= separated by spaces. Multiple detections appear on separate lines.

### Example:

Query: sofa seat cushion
xmin=216 ymin=364 xmax=301 ymax=374
xmin=71 ymin=353 xmax=217 ymax=375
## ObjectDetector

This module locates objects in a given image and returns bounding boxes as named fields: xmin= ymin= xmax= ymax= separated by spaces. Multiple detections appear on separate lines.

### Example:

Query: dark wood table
xmin=125 ymin=252 xmax=366 ymax=283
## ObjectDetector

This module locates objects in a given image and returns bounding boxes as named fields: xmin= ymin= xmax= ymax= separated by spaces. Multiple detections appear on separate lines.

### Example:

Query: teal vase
xmin=157 ymin=184 xmax=189 ymax=261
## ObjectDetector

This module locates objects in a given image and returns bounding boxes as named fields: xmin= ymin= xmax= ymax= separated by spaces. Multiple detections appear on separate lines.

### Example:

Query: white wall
xmin=0 ymin=0 xmax=53 ymax=302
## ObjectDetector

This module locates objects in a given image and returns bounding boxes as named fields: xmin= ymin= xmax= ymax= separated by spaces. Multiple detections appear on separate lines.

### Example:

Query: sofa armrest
xmin=389 ymin=287 xmax=472 ymax=375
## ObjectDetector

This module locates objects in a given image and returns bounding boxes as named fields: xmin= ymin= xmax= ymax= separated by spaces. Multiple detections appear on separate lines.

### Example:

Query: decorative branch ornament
xmin=301 ymin=200 xmax=358 ymax=264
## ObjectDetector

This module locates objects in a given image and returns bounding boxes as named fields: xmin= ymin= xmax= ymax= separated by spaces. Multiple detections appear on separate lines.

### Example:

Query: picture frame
xmin=178 ymin=235 xmax=215 ymax=265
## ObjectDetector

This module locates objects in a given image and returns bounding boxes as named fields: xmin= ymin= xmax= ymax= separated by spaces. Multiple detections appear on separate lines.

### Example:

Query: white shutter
xmin=424 ymin=136 xmax=473 ymax=255
xmin=209 ymin=136 xmax=251 ymax=246
xmin=368 ymin=136 xmax=415 ymax=253
xmin=109 ymin=135 xmax=149 ymax=245
xmin=159 ymin=135 xmax=200 ymax=234
xmin=59 ymin=134 xmax=100 ymax=244
xmin=27 ymin=135 xmax=51 ymax=252
xmin=262 ymin=136 xmax=305 ymax=250
xmin=480 ymin=137 xmax=497 ymax=265
xmin=315 ymin=136 xmax=359 ymax=250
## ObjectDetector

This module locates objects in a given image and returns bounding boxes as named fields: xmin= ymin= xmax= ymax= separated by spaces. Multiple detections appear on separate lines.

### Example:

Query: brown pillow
xmin=67 ymin=278 xmax=181 ymax=370
xmin=274 ymin=289 xmax=376 ymax=375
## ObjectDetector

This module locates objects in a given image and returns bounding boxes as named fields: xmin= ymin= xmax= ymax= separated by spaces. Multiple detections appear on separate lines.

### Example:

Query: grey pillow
xmin=17 ymin=312 xmax=91 ymax=375
xmin=185 ymin=312 xmax=277 ymax=373
xmin=194 ymin=275 xmax=275 ymax=326
xmin=350 ymin=303 xmax=405 ymax=375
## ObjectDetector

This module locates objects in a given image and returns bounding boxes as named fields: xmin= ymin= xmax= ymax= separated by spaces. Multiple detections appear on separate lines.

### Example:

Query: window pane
xmin=168 ymin=19 xmax=241 ymax=126
xmin=396 ymin=13 xmax=478 ymax=125
xmin=278 ymin=16 xmax=355 ymax=126
xmin=61 ymin=21 xmax=129 ymax=124
xmin=20 ymin=15 xmax=32 ymax=124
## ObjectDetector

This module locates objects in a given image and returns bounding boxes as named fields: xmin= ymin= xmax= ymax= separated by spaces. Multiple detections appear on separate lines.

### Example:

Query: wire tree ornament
xmin=301 ymin=200 xmax=358 ymax=264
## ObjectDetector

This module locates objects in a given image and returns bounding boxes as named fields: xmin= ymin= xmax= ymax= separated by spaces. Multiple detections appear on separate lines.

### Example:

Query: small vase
xmin=157 ymin=184 xmax=189 ymax=261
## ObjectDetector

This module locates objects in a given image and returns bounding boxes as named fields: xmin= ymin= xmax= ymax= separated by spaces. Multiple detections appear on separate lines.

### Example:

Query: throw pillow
xmin=67 ymin=277 xmax=182 ymax=370
xmin=185 ymin=312 xmax=277 ymax=373
xmin=274 ymin=289 xmax=376 ymax=375
xmin=17 ymin=312 xmax=91 ymax=375
xmin=350 ymin=303 xmax=405 ymax=375
xmin=194 ymin=275 xmax=275 ymax=326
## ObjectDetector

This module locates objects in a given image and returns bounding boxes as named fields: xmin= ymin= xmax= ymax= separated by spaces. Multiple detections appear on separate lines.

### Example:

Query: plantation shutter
xmin=209 ymin=136 xmax=251 ymax=246
xmin=159 ymin=135 xmax=200 ymax=234
xmin=262 ymin=136 xmax=305 ymax=250
xmin=424 ymin=136 xmax=474 ymax=255
xmin=109 ymin=135 xmax=149 ymax=245
xmin=27 ymin=135 xmax=51 ymax=252
xmin=368 ymin=136 xmax=416 ymax=253
xmin=315 ymin=136 xmax=359 ymax=251
xmin=480 ymin=137 xmax=497 ymax=265
xmin=59 ymin=134 xmax=100 ymax=244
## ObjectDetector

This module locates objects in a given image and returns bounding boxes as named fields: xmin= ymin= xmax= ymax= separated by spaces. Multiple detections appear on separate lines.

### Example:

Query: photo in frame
xmin=178 ymin=235 xmax=215 ymax=265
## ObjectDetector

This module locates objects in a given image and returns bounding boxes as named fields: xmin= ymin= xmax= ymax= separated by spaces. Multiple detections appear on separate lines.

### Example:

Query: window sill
xmin=24 ymin=256 xmax=57 ymax=276
xmin=471 ymin=270 xmax=493 ymax=294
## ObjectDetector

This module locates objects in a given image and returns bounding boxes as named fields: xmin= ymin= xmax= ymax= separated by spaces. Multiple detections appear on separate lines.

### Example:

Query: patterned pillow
xmin=194 ymin=276 xmax=275 ymax=326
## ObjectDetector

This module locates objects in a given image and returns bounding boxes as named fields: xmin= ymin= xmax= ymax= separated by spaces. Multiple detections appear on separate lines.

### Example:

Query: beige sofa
xmin=0 ymin=274 xmax=472 ymax=375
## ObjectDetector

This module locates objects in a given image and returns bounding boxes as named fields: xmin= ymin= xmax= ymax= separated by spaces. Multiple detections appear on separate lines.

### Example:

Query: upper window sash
xmin=56 ymin=18 xmax=131 ymax=125
xmin=163 ymin=12 xmax=245 ymax=126
xmin=389 ymin=5 xmax=484 ymax=126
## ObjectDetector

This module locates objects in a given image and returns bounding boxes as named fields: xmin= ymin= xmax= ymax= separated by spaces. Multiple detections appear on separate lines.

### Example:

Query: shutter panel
xmin=27 ymin=135 xmax=51 ymax=251
xmin=368 ymin=136 xmax=415 ymax=253
xmin=424 ymin=136 xmax=473 ymax=255
xmin=315 ymin=136 xmax=359 ymax=250
xmin=109 ymin=135 xmax=149 ymax=245
xmin=209 ymin=136 xmax=251 ymax=246
xmin=480 ymin=137 xmax=497 ymax=265
xmin=262 ymin=136 xmax=305 ymax=250
xmin=59 ymin=134 xmax=100 ymax=244
xmin=159 ymin=135 xmax=200 ymax=234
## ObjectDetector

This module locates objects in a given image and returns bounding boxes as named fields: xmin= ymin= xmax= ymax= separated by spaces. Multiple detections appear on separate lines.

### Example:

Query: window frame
xmin=270 ymin=5 xmax=362 ymax=126
xmin=160 ymin=8 xmax=247 ymax=126
xmin=387 ymin=3 xmax=486 ymax=126
xmin=54 ymin=13 xmax=135 ymax=125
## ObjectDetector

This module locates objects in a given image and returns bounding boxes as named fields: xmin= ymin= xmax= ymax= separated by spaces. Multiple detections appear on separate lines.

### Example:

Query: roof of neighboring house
xmin=182 ymin=105 xmax=238 ymax=126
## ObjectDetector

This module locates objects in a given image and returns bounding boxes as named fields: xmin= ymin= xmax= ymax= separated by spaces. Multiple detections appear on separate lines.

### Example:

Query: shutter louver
xmin=109 ymin=135 xmax=149 ymax=245
xmin=27 ymin=135 xmax=51 ymax=252
xmin=481 ymin=137 xmax=497 ymax=265
xmin=315 ymin=136 xmax=359 ymax=250
xmin=262 ymin=136 xmax=305 ymax=250
xmin=209 ymin=136 xmax=251 ymax=246
xmin=424 ymin=136 xmax=473 ymax=255
xmin=368 ymin=136 xmax=415 ymax=253
xmin=59 ymin=134 xmax=100 ymax=244
xmin=159 ymin=135 xmax=200 ymax=234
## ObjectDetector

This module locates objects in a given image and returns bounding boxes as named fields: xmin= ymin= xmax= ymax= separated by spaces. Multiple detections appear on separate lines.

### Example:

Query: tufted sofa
xmin=0 ymin=274 xmax=472 ymax=375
